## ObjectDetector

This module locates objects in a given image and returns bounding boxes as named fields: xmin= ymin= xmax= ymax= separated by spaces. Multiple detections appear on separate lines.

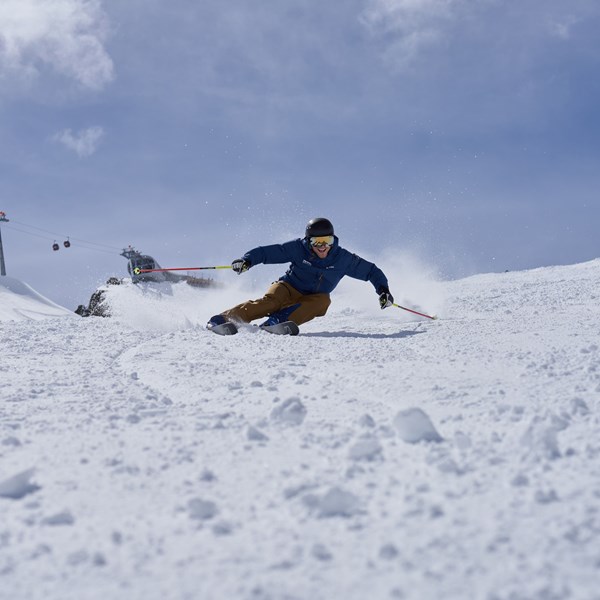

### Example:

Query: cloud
xmin=54 ymin=126 xmax=105 ymax=157
xmin=360 ymin=0 xmax=463 ymax=67
xmin=548 ymin=16 xmax=580 ymax=40
xmin=0 ymin=0 xmax=113 ymax=90
xmin=359 ymin=0 xmax=600 ymax=69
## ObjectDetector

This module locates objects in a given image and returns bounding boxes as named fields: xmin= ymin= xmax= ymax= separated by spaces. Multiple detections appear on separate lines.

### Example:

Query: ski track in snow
xmin=1 ymin=260 xmax=600 ymax=600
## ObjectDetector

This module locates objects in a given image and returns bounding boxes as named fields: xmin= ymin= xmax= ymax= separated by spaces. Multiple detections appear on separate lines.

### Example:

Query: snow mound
xmin=0 ymin=468 xmax=40 ymax=500
xmin=0 ymin=276 xmax=73 ymax=322
xmin=393 ymin=407 xmax=443 ymax=443
xmin=303 ymin=486 xmax=361 ymax=518
xmin=270 ymin=397 xmax=307 ymax=426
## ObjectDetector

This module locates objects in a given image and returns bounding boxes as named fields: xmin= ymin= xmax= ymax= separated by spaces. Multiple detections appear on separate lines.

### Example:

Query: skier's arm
xmin=242 ymin=240 xmax=298 ymax=267
xmin=345 ymin=253 xmax=389 ymax=292
xmin=345 ymin=252 xmax=394 ymax=308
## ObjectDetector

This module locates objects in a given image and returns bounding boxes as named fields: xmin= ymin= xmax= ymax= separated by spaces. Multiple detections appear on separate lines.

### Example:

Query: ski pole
xmin=133 ymin=265 xmax=232 ymax=275
xmin=392 ymin=303 xmax=438 ymax=320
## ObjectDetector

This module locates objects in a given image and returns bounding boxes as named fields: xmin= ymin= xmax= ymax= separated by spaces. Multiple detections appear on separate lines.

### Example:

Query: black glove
xmin=378 ymin=286 xmax=394 ymax=310
xmin=232 ymin=258 xmax=251 ymax=274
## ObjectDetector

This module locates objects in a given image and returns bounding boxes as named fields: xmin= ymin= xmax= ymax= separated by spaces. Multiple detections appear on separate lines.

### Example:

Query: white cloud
xmin=360 ymin=0 xmax=463 ymax=67
xmin=361 ymin=0 xmax=459 ymax=30
xmin=0 ymin=0 xmax=113 ymax=90
xmin=54 ymin=126 xmax=104 ymax=157
xmin=548 ymin=16 xmax=579 ymax=40
xmin=360 ymin=0 xmax=600 ymax=69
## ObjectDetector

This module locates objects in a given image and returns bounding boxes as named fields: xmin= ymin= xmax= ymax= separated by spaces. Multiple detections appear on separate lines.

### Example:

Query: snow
xmin=1 ymin=259 xmax=600 ymax=600
xmin=0 ymin=276 xmax=73 ymax=322
xmin=393 ymin=408 xmax=443 ymax=443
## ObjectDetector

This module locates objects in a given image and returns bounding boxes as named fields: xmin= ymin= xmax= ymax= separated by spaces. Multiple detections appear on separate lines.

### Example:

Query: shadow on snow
xmin=302 ymin=329 xmax=425 ymax=339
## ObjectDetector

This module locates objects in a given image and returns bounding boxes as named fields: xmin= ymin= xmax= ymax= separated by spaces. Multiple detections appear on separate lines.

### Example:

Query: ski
xmin=207 ymin=321 xmax=238 ymax=335
xmin=260 ymin=321 xmax=300 ymax=336
xmin=207 ymin=320 xmax=299 ymax=336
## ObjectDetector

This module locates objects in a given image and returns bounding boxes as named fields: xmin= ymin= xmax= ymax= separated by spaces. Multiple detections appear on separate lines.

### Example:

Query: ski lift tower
xmin=0 ymin=210 xmax=8 ymax=276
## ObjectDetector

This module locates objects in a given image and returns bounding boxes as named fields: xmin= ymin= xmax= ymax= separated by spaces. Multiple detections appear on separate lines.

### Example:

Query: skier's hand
xmin=378 ymin=287 xmax=394 ymax=309
xmin=232 ymin=258 xmax=251 ymax=274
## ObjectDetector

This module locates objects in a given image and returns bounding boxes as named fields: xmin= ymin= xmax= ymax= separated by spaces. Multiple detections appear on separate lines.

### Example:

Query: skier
xmin=207 ymin=218 xmax=394 ymax=334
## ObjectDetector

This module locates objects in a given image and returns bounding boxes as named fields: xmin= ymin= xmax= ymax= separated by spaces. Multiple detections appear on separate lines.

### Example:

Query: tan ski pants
xmin=223 ymin=281 xmax=331 ymax=326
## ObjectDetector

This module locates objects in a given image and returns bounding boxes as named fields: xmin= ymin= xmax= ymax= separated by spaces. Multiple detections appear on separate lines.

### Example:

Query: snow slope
xmin=0 ymin=276 xmax=73 ymax=322
xmin=1 ymin=260 xmax=600 ymax=600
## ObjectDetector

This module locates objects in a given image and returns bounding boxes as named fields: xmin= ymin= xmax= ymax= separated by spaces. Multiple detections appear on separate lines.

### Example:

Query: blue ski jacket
xmin=243 ymin=237 xmax=389 ymax=295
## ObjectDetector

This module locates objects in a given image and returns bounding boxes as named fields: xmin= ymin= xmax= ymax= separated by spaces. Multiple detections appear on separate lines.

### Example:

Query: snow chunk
xmin=199 ymin=469 xmax=217 ymax=482
xmin=359 ymin=414 xmax=376 ymax=428
xmin=348 ymin=437 xmax=382 ymax=461
xmin=379 ymin=543 xmax=399 ymax=560
xmin=247 ymin=426 xmax=269 ymax=441
xmin=535 ymin=489 xmax=559 ymax=504
xmin=1 ymin=436 xmax=21 ymax=447
xmin=68 ymin=550 xmax=90 ymax=566
xmin=188 ymin=498 xmax=218 ymax=520
xmin=42 ymin=510 xmax=75 ymax=526
xmin=511 ymin=473 xmax=530 ymax=487
xmin=212 ymin=521 xmax=233 ymax=536
xmin=393 ymin=408 xmax=443 ymax=444
xmin=436 ymin=457 xmax=463 ymax=475
xmin=307 ymin=486 xmax=360 ymax=518
xmin=570 ymin=397 xmax=589 ymax=416
xmin=521 ymin=417 xmax=562 ymax=461
xmin=0 ymin=468 xmax=40 ymax=500
xmin=270 ymin=397 xmax=307 ymax=426
xmin=311 ymin=543 xmax=333 ymax=561
xmin=453 ymin=431 xmax=472 ymax=450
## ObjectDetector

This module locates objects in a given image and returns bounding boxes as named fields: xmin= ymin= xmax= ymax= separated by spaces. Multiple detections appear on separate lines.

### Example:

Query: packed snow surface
xmin=1 ymin=259 xmax=600 ymax=600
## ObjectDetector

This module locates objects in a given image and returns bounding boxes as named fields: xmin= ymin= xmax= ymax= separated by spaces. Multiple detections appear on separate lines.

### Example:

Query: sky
xmin=1 ymin=0 xmax=599 ymax=308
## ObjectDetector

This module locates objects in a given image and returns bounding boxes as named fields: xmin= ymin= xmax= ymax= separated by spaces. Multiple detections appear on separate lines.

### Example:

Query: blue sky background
xmin=1 ymin=0 xmax=599 ymax=308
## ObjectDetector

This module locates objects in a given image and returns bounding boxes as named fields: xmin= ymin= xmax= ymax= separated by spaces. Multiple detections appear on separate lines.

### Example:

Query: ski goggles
xmin=309 ymin=235 xmax=334 ymax=248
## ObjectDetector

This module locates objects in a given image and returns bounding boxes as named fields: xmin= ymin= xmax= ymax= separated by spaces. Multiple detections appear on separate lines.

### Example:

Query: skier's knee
xmin=262 ymin=294 xmax=286 ymax=313
xmin=315 ymin=295 xmax=331 ymax=316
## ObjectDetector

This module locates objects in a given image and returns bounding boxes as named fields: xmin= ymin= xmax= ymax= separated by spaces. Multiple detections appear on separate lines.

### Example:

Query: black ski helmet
xmin=305 ymin=217 xmax=334 ymax=239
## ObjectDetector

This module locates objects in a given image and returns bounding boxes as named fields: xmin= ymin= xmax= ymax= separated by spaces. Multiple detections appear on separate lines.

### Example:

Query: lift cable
xmin=8 ymin=218 xmax=123 ymax=252
xmin=5 ymin=222 xmax=122 ymax=256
